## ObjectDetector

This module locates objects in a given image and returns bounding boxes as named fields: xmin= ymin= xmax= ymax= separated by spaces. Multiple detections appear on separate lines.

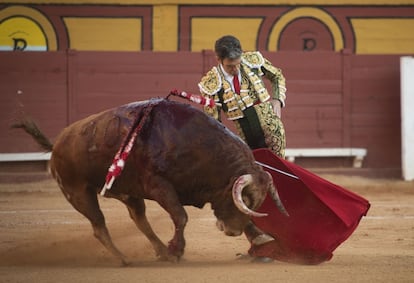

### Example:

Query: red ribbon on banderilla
xmin=168 ymin=89 xmax=221 ymax=108
xmin=100 ymin=102 xmax=156 ymax=196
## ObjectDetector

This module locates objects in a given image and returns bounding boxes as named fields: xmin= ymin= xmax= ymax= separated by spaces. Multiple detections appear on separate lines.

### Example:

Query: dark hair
xmin=214 ymin=35 xmax=243 ymax=60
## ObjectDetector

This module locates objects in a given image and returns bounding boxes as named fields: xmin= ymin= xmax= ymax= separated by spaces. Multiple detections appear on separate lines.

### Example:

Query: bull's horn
xmin=266 ymin=172 xmax=289 ymax=216
xmin=232 ymin=174 xmax=268 ymax=218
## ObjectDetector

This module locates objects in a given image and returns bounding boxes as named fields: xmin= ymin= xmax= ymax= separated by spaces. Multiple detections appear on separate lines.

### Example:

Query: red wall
xmin=0 ymin=51 xmax=402 ymax=171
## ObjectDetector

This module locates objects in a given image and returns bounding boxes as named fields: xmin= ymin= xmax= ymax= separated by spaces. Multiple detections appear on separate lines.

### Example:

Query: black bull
xmin=14 ymin=98 xmax=286 ymax=265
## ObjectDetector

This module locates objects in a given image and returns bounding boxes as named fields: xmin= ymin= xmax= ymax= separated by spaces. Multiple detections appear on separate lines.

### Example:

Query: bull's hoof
xmin=167 ymin=243 xmax=184 ymax=261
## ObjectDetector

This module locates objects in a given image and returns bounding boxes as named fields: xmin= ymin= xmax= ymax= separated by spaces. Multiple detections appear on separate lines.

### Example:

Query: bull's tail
xmin=11 ymin=117 xmax=53 ymax=152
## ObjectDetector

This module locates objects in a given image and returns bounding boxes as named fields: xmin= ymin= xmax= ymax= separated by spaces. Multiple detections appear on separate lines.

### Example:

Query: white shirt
xmin=219 ymin=64 xmax=241 ymax=93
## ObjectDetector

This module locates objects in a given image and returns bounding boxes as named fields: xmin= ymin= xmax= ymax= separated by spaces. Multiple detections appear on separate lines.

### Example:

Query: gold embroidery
xmin=242 ymin=64 xmax=270 ymax=103
xmin=242 ymin=51 xmax=265 ymax=69
xmin=199 ymin=52 xmax=277 ymax=121
xmin=198 ymin=67 xmax=222 ymax=96
xmin=262 ymin=59 xmax=287 ymax=105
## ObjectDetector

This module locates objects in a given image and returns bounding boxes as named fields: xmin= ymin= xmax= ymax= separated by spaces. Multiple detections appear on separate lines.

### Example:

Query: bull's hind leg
xmin=57 ymin=181 xmax=128 ymax=265
xmin=117 ymin=196 xmax=172 ymax=261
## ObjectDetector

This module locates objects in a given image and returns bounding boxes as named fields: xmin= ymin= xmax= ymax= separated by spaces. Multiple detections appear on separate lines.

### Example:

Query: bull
xmin=14 ymin=98 xmax=286 ymax=265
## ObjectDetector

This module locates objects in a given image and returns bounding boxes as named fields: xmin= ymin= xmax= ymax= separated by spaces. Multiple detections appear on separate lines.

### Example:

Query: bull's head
xmin=214 ymin=170 xmax=287 ymax=236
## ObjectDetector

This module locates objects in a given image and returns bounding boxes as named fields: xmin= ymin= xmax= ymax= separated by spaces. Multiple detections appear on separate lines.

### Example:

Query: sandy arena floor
xmin=0 ymin=175 xmax=413 ymax=283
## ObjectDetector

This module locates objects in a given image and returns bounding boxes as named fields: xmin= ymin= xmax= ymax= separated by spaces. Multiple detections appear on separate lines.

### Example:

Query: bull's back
xmin=136 ymin=100 xmax=254 ymax=193
xmin=49 ymin=98 xmax=253 ymax=191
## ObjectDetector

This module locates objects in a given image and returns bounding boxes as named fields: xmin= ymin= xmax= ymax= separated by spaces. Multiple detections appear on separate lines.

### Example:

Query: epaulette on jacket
xmin=241 ymin=51 xmax=265 ymax=69
xmin=198 ymin=67 xmax=222 ymax=96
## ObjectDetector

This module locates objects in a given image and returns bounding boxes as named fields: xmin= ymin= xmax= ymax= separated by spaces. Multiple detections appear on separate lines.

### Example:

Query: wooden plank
xmin=76 ymin=73 xmax=200 ymax=93
xmin=342 ymin=49 xmax=352 ymax=147
xmin=286 ymin=92 xmax=342 ymax=106
xmin=75 ymin=51 xmax=203 ymax=73
xmin=285 ymin=134 xmax=343 ymax=148
xmin=351 ymin=112 xmax=400 ymax=127
xmin=285 ymin=106 xmax=342 ymax=119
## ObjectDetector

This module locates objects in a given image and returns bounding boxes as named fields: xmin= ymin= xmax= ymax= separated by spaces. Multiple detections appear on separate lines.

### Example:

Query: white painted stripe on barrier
xmin=285 ymin=148 xmax=367 ymax=168
xmin=0 ymin=152 xmax=51 ymax=162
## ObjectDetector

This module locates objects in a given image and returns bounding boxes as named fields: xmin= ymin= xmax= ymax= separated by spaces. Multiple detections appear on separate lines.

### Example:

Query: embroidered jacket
xmin=198 ymin=51 xmax=286 ymax=121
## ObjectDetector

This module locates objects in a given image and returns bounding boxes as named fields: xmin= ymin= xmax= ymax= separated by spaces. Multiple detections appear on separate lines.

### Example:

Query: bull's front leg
xmin=115 ymin=195 xmax=170 ymax=261
xmin=147 ymin=176 xmax=188 ymax=261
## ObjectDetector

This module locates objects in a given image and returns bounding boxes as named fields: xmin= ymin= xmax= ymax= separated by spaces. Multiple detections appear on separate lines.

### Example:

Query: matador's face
xmin=220 ymin=57 xmax=241 ymax=76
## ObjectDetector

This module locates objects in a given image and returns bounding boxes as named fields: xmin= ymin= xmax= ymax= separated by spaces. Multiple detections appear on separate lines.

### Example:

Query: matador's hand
xmin=271 ymin=100 xmax=282 ymax=118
